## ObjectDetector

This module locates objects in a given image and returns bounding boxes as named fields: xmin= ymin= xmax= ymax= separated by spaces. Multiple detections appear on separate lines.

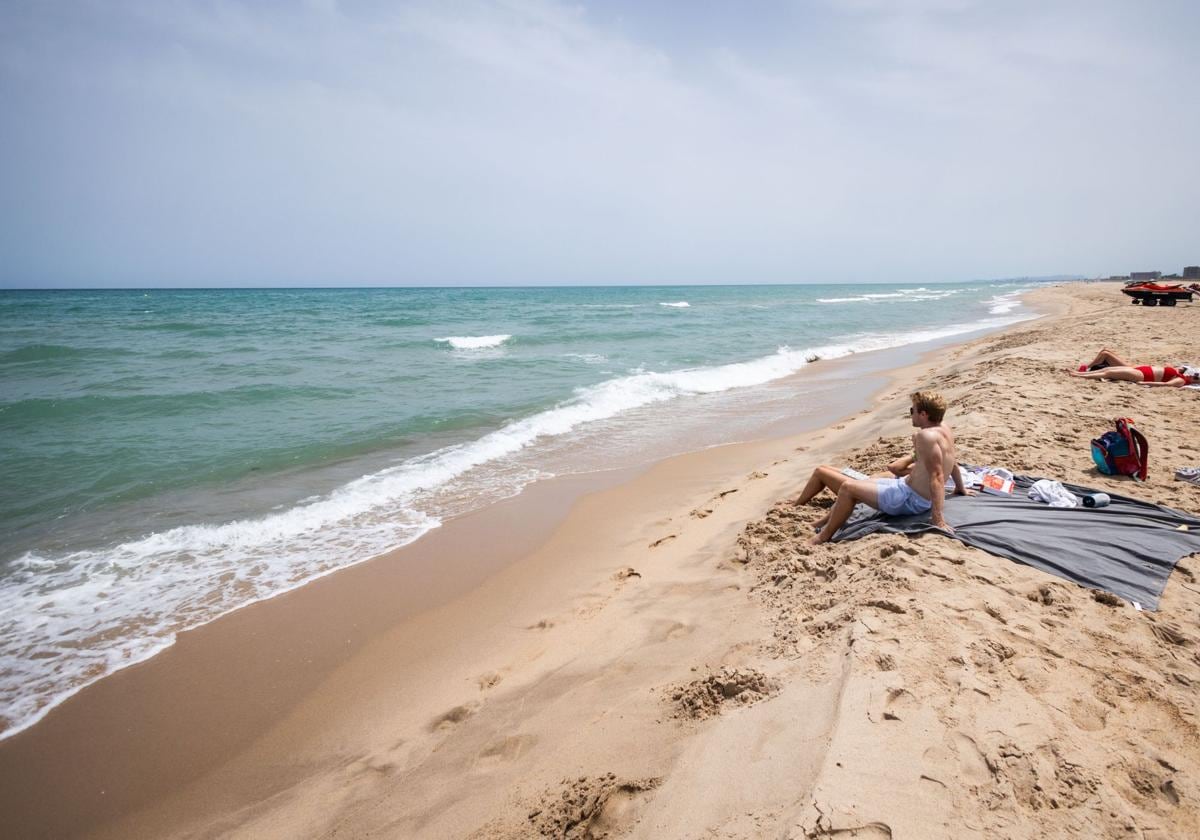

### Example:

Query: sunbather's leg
xmin=1086 ymin=348 xmax=1128 ymax=369
xmin=794 ymin=465 xmax=850 ymax=506
xmin=809 ymin=479 xmax=881 ymax=545
xmin=812 ymin=470 xmax=896 ymax=526
xmin=1070 ymin=366 xmax=1145 ymax=382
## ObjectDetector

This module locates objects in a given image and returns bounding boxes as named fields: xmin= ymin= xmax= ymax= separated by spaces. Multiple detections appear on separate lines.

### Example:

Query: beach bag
xmin=1091 ymin=417 xmax=1149 ymax=481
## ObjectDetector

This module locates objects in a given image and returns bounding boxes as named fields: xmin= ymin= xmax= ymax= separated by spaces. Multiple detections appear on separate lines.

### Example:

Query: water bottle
xmin=1082 ymin=493 xmax=1110 ymax=508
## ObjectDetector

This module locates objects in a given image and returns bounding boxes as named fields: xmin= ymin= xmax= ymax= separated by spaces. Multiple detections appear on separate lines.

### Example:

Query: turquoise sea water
xmin=0 ymin=281 xmax=1039 ymax=736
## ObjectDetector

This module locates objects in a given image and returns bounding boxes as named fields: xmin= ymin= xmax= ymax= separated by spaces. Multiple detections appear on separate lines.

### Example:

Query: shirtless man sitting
xmin=795 ymin=390 xmax=971 ymax=546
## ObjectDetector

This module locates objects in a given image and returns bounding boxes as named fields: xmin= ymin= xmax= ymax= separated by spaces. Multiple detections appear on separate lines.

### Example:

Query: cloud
xmin=0 ymin=0 xmax=1196 ymax=286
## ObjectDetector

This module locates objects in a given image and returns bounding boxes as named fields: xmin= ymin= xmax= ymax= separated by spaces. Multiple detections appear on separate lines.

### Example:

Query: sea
xmin=0 ymin=281 xmax=1042 ymax=738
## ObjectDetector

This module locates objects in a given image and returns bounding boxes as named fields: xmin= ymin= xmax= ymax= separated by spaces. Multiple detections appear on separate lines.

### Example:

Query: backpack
xmin=1091 ymin=417 xmax=1149 ymax=481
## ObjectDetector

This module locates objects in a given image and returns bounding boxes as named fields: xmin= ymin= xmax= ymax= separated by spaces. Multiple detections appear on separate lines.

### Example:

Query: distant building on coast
xmin=1184 ymin=266 xmax=1200 ymax=279
xmin=1130 ymin=271 xmax=1162 ymax=281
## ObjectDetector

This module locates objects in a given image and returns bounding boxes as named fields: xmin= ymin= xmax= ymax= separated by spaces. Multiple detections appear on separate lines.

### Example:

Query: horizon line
xmin=0 ymin=276 xmax=1080 ymax=292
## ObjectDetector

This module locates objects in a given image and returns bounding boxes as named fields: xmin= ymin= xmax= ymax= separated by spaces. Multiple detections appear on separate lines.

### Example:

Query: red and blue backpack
xmin=1091 ymin=417 xmax=1149 ymax=481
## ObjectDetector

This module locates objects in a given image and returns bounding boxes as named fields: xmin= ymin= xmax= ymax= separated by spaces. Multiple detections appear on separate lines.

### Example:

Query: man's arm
xmin=915 ymin=431 xmax=952 ymax=532
xmin=951 ymin=462 xmax=965 ymax=494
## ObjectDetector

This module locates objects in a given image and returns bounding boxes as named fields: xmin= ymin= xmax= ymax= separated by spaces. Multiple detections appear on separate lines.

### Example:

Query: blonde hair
xmin=911 ymin=390 xmax=947 ymax=423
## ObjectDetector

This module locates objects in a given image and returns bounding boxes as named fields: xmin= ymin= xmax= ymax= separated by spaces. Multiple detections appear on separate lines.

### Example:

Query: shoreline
xmin=9 ymin=282 xmax=1200 ymax=838
xmin=0 ymin=302 xmax=1039 ymax=746
xmin=0 ymin=287 xmax=1038 ymax=746
xmin=0 ymin=304 xmax=1042 ymax=837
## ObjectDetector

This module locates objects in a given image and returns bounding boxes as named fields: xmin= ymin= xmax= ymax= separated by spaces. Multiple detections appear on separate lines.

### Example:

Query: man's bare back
xmin=907 ymin=424 xmax=958 ymax=503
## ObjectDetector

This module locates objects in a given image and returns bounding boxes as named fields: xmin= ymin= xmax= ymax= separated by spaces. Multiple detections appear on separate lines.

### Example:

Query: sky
xmin=1 ymin=0 xmax=1197 ymax=288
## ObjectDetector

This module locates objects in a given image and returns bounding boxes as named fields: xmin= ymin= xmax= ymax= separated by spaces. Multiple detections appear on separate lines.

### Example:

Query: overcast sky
xmin=1 ymin=0 xmax=1197 ymax=287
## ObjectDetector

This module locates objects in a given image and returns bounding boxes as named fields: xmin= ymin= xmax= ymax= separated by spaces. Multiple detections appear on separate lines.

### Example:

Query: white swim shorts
xmin=876 ymin=478 xmax=933 ymax=516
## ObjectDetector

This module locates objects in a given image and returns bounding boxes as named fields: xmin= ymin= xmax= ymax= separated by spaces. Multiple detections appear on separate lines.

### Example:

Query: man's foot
xmin=807 ymin=532 xmax=830 ymax=546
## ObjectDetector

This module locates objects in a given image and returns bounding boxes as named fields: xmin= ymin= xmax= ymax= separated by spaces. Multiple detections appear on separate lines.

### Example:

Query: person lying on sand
xmin=1070 ymin=349 xmax=1199 ymax=387
xmin=794 ymin=391 xmax=973 ymax=545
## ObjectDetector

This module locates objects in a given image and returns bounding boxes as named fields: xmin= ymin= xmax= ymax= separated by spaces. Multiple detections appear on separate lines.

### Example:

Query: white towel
xmin=1028 ymin=479 xmax=1078 ymax=508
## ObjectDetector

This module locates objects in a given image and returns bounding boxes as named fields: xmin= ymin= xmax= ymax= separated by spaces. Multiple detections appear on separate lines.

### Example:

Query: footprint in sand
xmin=473 ymin=734 xmax=537 ymax=770
xmin=477 ymin=671 xmax=504 ymax=691
xmin=526 ymin=618 xmax=555 ymax=630
xmin=524 ymin=775 xmax=661 ymax=839
xmin=649 ymin=534 xmax=677 ymax=548
xmin=646 ymin=619 xmax=694 ymax=644
xmin=951 ymin=732 xmax=993 ymax=784
xmin=344 ymin=756 xmax=398 ymax=778
xmin=427 ymin=702 xmax=480 ymax=733
xmin=865 ymin=684 xmax=918 ymax=724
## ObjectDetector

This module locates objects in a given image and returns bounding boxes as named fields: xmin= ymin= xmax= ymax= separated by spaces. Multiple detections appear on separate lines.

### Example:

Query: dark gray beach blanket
xmin=835 ymin=474 xmax=1200 ymax=610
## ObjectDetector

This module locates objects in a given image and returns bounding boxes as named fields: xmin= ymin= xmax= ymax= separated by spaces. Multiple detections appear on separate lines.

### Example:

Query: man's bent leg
xmin=795 ymin=465 xmax=850 ymax=506
xmin=809 ymin=480 xmax=881 ymax=545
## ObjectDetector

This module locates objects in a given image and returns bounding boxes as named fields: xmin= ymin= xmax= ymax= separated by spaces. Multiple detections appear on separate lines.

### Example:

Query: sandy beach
xmin=3 ymin=281 xmax=1199 ymax=839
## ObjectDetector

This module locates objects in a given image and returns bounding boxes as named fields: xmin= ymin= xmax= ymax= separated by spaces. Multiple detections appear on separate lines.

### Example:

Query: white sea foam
xmin=563 ymin=352 xmax=608 ymax=364
xmin=659 ymin=301 xmax=690 ymax=308
xmin=987 ymin=290 xmax=1025 ymax=314
xmin=0 ymin=302 xmax=1037 ymax=741
xmin=816 ymin=293 xmax=900 ymax=303
xmin=818 ymin=288 xmax=965 ymax=304
xmin=435 ymin=334 xmax=512 ymax=350
xmin=0 ymin=502 xmax=441 ymax=739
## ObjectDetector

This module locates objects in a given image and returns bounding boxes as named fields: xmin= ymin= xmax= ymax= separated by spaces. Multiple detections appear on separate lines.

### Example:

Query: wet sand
xmin=3 ymin=282 xmax=1199 ymax=839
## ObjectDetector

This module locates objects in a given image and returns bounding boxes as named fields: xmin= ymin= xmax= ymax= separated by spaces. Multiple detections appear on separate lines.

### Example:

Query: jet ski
xmin=1121 ymin=281 xmax=1194 ymax=306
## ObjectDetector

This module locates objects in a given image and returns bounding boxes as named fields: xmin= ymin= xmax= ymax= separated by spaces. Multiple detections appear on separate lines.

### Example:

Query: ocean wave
xmin=987 ymin=290 xmax=1025 ymax=315
xmin=817 ymin=288 xmax=965 ymax=304
xmin=435 ymin=334 xmax=512 ymax=350
xmin=374 ymin=316 xmax=431 ymax=327
xmin=659 ymin=301 xmax=690 ymax=308
xmin=562 ymin=353 xmax=608 ymax=364
xmin=124 ymin=321 xmax=231 ymax=336
xmin=817 ymin=292 xmax=906 ymax=303
xmin=0 ymin=385 xmax=354 ymax=429
xmin=0 ymin=304 xmax=1038 ymax=741
xmin=0 ymin=344 xmax=133 ymax=364
xmin=0 ymin=502 xmax=441 ymax=740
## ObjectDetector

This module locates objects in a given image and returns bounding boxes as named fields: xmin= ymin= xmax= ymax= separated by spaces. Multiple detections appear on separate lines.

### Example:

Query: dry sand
xmin=4 ymin=282 xmax=1199 ymax=839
